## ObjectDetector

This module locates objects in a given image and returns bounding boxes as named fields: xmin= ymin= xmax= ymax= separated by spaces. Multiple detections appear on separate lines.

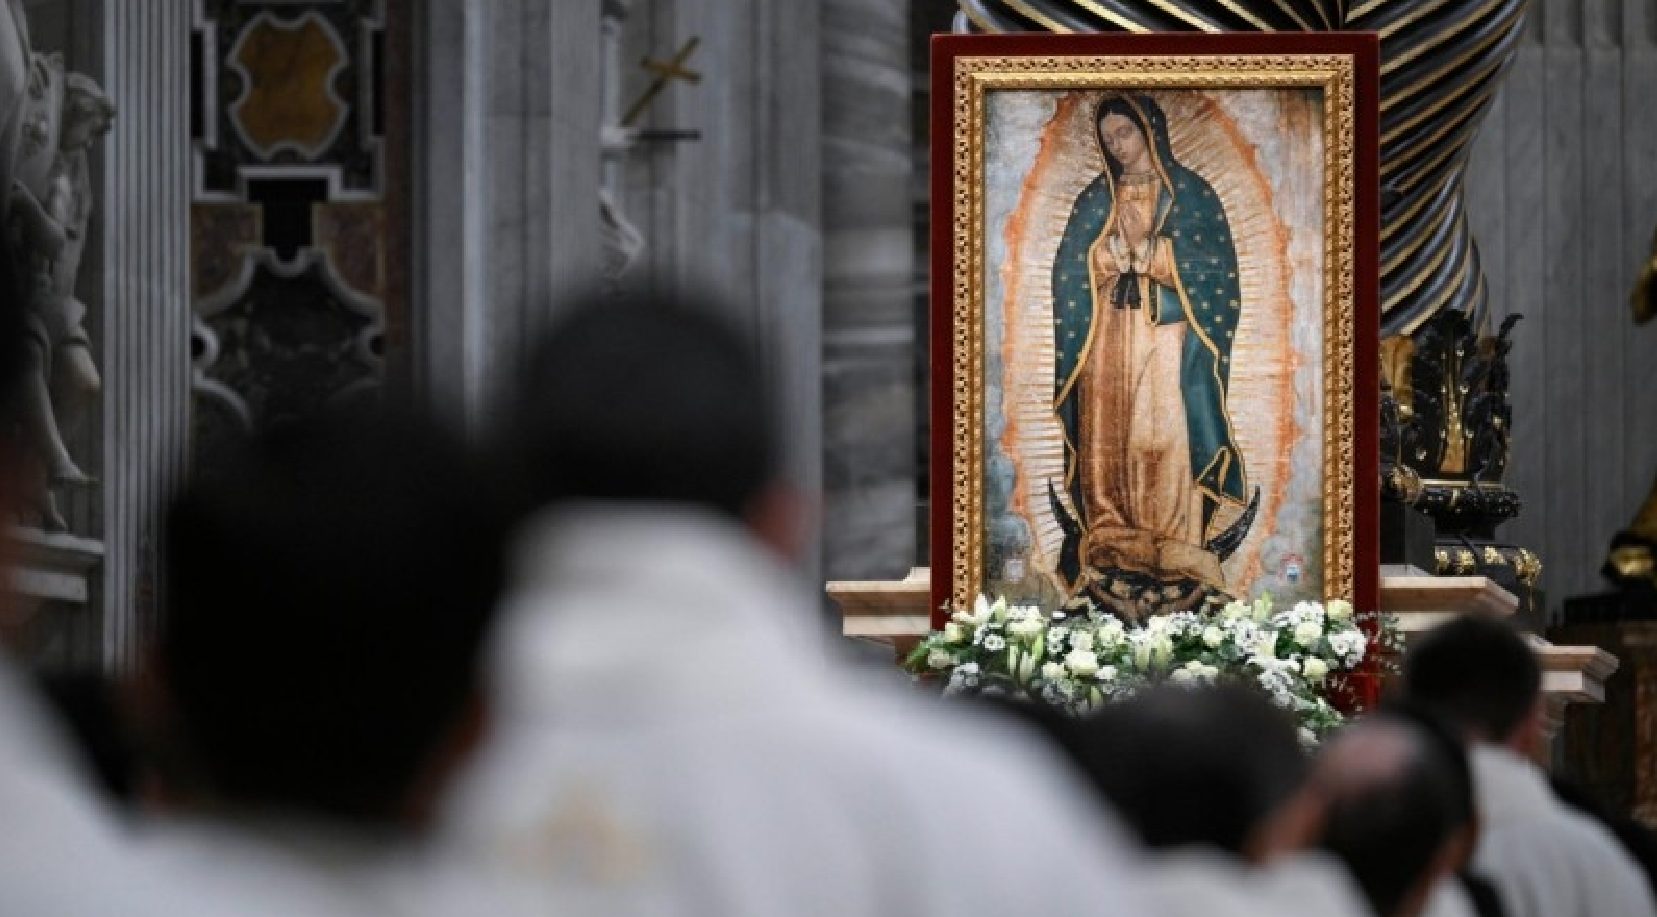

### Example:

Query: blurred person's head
xmin=153 ymin=411 xmax=509 ymax=829
xmin=1550 ymin=775 xmax=1657 ymax=899
xmin=512 ymin=286 xmax=804 ymax=560
xmin=1399 ymin=615 xmax=1543 ymax=755
xmin=1374 ymin=699 xmax=1481 ymax=875
xmin=1312 ymin=714 xmax=1462 ymax=917
xmin=1056 ymin=684 xmax=1319 ymax=862
xmin=36 ymin=672 xmax=142 ymax=805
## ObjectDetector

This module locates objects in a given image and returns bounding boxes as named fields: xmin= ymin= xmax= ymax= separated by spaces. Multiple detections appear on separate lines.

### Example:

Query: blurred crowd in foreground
xmin=2 ymin=273 xmax=1657 ymax=917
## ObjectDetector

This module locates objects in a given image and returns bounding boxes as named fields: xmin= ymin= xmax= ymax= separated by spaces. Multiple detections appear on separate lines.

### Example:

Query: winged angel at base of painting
xmin=1048 ymin=93 xmax=1260 ymax=618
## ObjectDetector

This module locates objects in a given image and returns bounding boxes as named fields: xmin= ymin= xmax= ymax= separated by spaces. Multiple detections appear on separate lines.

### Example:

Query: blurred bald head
xmin=1054 ymin=684 xmax=1312 ymax=859
xmin=1314 ymin=716 xmax=1461 ymax=917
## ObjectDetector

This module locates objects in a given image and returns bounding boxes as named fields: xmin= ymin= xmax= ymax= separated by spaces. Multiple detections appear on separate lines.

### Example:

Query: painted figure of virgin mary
xmin=1049 ymin=92 xmax=1259 ymax=616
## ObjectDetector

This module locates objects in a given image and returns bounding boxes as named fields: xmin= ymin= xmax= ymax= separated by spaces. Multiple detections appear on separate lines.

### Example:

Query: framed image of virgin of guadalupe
xmin=930 ymin=33 xmax=1379 ymax=625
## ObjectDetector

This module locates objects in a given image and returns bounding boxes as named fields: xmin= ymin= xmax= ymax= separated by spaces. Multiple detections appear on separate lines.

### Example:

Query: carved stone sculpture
xmin=599 ymin=187 xmax=645 ymax=281
xmin=5 ymin=55 xmax=112 ymax=530
xmin=1634 ymin=225 xmax=1657 ymax=328
xmin=0 ymin=0 xmax=29 ymax=208
xmin=599 ymin=1 xmax=645 ymax=282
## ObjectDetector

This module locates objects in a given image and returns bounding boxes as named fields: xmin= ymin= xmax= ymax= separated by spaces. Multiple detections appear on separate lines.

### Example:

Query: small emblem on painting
xmin=1284 ymin=554 xmax=1304 ymax=586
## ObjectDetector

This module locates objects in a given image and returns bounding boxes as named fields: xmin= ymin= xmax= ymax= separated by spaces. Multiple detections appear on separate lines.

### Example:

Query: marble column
xmin=822 ymin=0 xmax=917 ymax=581
xmin=616 ymin=0 xmax=824 ymax=577
xmin=99 ymin=0 xmax=193 ymax=671
xmin=419 ymin=0 xmax=823 ymax=580
xmin=413 ymin=0 xmax=603 ymax=431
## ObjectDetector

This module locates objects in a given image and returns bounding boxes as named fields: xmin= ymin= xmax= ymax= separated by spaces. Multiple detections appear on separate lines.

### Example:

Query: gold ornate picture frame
xmin=929 ymin=34 xmax=1379 ymax=624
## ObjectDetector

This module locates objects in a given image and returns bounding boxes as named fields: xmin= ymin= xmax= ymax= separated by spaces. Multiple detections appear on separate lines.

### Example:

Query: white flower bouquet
xmin=904 ymin=594 xmax=1397 ymax=741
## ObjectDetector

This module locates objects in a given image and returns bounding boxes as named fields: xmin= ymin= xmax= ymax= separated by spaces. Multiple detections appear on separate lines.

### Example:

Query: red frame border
xmin=928 ymin=32 xmax=1382 ymax=627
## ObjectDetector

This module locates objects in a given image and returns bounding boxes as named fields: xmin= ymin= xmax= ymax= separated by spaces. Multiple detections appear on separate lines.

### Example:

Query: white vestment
xmin=443 ymin=506 xmax=1156 ymax=917
xmin=1470 ymin=743 xmax=1656 ymax=917
xmin=1421 ymin=877 xmax=1483 ymax=917
xmin=136 ymin=816 xmax=507 ymax=917
xmin=0 ymin=658 xmax=233 ymax=916
xmin=1145 ymin=848 xmax=1371 ymax=917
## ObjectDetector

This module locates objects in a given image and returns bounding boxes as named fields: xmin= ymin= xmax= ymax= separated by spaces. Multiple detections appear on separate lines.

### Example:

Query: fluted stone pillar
xmin=822 ymin=0 xmax=917 ymax=580
xmin=414 ymin=0 xmax=602 ymax=431
xmin=99 ymin=0 xmax=192 ymax=670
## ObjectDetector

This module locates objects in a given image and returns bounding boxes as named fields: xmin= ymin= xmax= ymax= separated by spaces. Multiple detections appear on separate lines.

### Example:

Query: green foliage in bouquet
xmin=904 ymin=594 xmax=1400 ymax=742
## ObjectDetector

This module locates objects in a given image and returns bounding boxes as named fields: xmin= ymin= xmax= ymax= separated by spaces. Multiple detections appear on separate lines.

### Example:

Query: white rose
xmin=1326 ymin=598 xmax=1353 ymax=622
xmin=1169 ymin=668 xmax=1197 ymax=685
xmin=1007 ymin=616 xmax=1044 ymax=638
xmin=1221 ymin=600 xmax=1250 ymax=620
xmin=1294 ymin=620 xmax=1323 ymax=647
xmin=942 ymin=623 xmax=967 ymax=644
xmin=1096 ymin=621 xmax=1125 ymax=648
xmin=945 ymin=662 xmax=982 ymax=695
xmin=1098 ymin=665 xmax=1118 ymax=682
xmin=1303 ymin=657 xmax=1330 ymax=682
xmin=1202 ymin=626 xmax=1225 ymax=648
xmin=1042 ymin=661 xmax=1066 ymax=681
xmin=1292 ymin=601 xmax=1324 ymax=622
xmin=1339 ymin=632 xmax=1368 ymax=665
xmin=1201 ymin=664 xmax=1220 ymax=681
xmin=1070 ymin=631 xmax=1095 ymax=652
xmin=1065 ymin=649 xmax=1100 ymax=677
xmin=1253 ymin=634 xmax=1278 ymax=660
xmin=927 ymin=649 xmax=955 ymax=670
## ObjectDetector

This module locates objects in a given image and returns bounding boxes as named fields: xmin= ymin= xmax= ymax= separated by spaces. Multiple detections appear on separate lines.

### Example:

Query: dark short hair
xmin=1318 ymin=716 xmax=1459 ymax=917
xmin=1059 ymin=684 xmax=1309 ymax=854
xmin=1400 ymin=616 xmax=1540 ymax=742
xmin=36 ymin=673 xmax=138 ymax=805
xmin=511 ymin=287 xmax=778 ymax=518
xmin=161 ymin=410 xmax=508 ymax=824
